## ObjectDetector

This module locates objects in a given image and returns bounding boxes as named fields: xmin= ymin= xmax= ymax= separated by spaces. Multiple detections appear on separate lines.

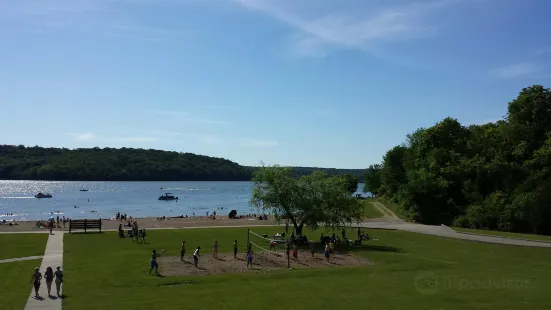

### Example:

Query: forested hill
xmin=248 ymin=166 xmax=365 ymax=182
xmin=363 ymin=85 xmax=551 ymax=235
xmin=0 ymin=146 xmax=251 ymax=181
xmin=0 ymin=145 xmax=366 ymax=182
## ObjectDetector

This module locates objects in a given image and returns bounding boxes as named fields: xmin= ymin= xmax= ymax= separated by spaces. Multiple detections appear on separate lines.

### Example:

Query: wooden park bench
xmin=69 ymin=219 xmax=102 ymax=233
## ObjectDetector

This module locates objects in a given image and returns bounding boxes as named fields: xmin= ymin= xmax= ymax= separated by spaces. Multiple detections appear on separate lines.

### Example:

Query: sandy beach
xmin=0 ymin=216 xmax=278 ymax=232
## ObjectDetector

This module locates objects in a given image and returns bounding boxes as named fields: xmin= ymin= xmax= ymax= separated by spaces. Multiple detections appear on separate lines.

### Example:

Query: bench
xmin=69 ymin=219 xmax=102 ymax=233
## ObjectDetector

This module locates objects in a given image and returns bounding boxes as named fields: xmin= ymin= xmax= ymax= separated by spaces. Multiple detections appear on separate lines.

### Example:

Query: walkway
xmin=24 ymin=232 xmax=64 ymax=310
xmin=359 ymin=221 xmax=551 ymax=248
xmin=0 ymin=256 xmax=42 ymax=264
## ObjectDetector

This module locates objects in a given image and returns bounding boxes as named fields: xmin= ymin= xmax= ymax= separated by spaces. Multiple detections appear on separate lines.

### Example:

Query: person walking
xmin=30 ymin=267 xmax=42 ymax=298
xmin=149 ymin=249 xmax=163 ymax=274
xmin=193 ymin=246 xmax=201 ymax=267
xmin=44 ymin=267 xmax=54 ymax=297
xmin=54 ymin=267 xmax=63 ymax=297
xmin=246 ymin=246 xmax=253 ymax=269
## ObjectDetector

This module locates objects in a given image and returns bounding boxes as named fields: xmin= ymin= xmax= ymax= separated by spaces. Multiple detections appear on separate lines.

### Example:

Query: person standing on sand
xmin=44 ymin=267 xmax=54 ymax=297
xmin=30 ymin=267 xmax=42 ymax=298
xmin=309 ymin=241 xmax=315 ymax=258
xmin=233 ymin=240 xmax=238 ymax=259
xmin=292 ymin=244 xmax=298 ymax=261
xmin=246 ymin=247 xmax=253 ymax=269
xmin=193 ymin=246 xmax=201 ymax=267
xmin=180 ymin=241 xmax=186 ymax=261
xmin=324 ymin=242 xmax=330 ymax=262
xmin=54 ymin=267 xmax=63 ymax=297
xmin=213 ymin=240 xmax=219 ymax=259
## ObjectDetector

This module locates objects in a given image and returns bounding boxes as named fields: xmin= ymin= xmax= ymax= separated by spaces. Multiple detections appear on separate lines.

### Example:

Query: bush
xmin=228 ymin=210 xmax=237 ymax=219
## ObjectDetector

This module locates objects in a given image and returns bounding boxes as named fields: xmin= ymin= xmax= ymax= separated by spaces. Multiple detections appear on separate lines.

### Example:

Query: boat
xmin=35 ymin=192 xmax=53 ymax=199
xmin=158 ymin=193 xmax=178 ymax=201
xmin=79 ymin=189 xmax=89 ymax=192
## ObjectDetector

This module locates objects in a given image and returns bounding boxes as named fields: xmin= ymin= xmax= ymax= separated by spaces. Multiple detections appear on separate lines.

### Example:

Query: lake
xmin=0 ymin=181 xmax=367 ymax=221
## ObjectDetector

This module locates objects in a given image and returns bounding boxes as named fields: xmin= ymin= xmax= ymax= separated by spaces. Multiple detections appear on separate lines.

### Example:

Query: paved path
xmin=359 ymin=221 xmax=551 ymax=248
xmin=24 ymin=233 xmax=64 ymax=310
xmin=0 ymin=256 xmax=43 ymax=264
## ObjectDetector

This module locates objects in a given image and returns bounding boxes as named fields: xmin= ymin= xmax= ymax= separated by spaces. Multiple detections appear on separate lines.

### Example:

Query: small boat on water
xmin=35 ymin=192 xmax=53 ymax=199
xmin=158 ymin=193 xmax=178 ymax=201
xmin=80 ymin=189 xmax=89 ymax=192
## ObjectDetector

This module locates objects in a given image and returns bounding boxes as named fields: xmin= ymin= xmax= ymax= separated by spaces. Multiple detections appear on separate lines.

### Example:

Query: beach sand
xmin=0 ymin=216 xmax=277 ymax=233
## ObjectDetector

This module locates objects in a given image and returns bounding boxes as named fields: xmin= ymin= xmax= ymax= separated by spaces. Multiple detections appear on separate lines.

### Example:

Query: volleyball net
xmin=247 ymin=229 xmax=287 ymax=257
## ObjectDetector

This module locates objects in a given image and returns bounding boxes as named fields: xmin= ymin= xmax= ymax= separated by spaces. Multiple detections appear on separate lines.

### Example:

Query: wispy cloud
xmin=2 ymin=0 xmax=202 ymax=41
xmin=239 ymin=138 xmax=279 ymax=147
xmin=68 ymin=132 xmax=95 ymax=141
xmin=110 ymin=137 xmax=162 ymax=142
xmin=234 ymin=0 xmax=466 ymax=57
xmin=493 ymin=62 xmax=540 ymax=79
xmin=533 ymin=47 xmax=551 ymax=56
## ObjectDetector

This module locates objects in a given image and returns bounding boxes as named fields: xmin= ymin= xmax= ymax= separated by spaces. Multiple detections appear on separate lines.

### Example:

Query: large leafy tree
xmin=363 ymin=164 xmax=382 ymax=197
xmin=249 ymin=165 xmax=362 ymax=236
xmin=336 ymin=174 xmax=359 ymax=194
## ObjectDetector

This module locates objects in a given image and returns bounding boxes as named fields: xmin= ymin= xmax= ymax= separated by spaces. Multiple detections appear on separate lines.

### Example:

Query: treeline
xmin=0 ymin=145 xmax=366 ymax=183
xmin=248 ymin=166 xmax=365 ymax=182
xmin=0 ymin=146 xmax=251 ymax=181
xmin=364 ymin=85 xmax=551 ymax=235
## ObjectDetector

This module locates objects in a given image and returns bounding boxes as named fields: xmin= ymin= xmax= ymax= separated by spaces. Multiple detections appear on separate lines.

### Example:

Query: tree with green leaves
xmin=336 ymin=174 xmax=359 ymax=194
xmin=363 ymin=164 xmax=382 ymax=197
xmin=249 ymin=165 xmax=362 ymax=236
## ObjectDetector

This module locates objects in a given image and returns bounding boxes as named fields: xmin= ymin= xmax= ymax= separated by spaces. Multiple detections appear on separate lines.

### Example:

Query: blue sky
xmin=1 ymin=0 xmax=550 ymax=169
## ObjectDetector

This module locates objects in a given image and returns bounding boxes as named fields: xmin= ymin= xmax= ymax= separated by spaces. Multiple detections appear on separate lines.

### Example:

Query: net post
xmin=247 ymin=228 xmax=250 ymax=250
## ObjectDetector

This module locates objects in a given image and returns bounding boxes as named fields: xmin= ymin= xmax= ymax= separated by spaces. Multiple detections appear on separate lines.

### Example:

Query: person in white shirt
xmin=193 ymin=246 xmax=201 ymax=267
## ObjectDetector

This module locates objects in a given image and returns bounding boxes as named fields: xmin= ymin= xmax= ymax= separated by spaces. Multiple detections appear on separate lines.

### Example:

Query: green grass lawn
xmin=0 ymin=233 xmax=48 ymax=260
xmin=0 ymin=259 xmax=40 ymax=310
xmin=362 ymin=201 xmax=384 ymax=218
xmin=62 ymin=226 xmax=551 ymax=310
xmin=453 ymin=227 xmax=551 ymax=242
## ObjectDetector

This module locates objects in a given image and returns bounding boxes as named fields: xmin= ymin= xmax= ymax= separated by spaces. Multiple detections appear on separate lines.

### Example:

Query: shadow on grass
xmin=155 ymin=273 xmax=165 ymax=278
xmin=157 ymin=280 xmax=198 ymax=287
xmin=349 ymin=244 xmax=403 ymax=253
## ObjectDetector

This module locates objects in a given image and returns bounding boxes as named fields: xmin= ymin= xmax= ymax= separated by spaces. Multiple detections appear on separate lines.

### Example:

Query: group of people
xmin=115 ymin=212 xmax=129 ymax=221
xmin=30 ymin=266 xmax=63 ymax=298
xmin=118 ymin=222 xmax=146 ymax=243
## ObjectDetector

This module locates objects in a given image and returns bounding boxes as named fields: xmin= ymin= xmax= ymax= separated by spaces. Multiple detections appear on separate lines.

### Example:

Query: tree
xmin=249 ymin=165 xmax=362 ymax=236
xmin=363 ymin=164 xmax=381 ymax=197
xmin=336 ymin=174 xmax=359 ymax=194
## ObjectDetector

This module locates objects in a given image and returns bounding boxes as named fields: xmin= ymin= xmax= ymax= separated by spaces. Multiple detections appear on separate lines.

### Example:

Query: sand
xmin=157 ymin=250 xmax=371 ymax=277
xmin=0 ymin=216 xmax=277 ymax=233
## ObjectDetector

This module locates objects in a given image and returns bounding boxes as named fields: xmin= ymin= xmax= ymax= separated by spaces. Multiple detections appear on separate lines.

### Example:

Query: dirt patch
xmin=158 ymin=250 xmax=371 ymax=277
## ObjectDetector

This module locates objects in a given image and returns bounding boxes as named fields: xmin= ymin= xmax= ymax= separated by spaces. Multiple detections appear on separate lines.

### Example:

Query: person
xmin=309 ymin=241 xmax=315 ymax=258
xmin=54 ymin=267 xmax=63 ymax=297
xmin=329 ymin=240 xmax=335 ymax=254
xmin=233 ymin=240 xmax=238 ymax=259
xmin=30 ymin=267 xmax=42 ymax=298
xmin=341 ymin=229 xmax=346 ymax=239
xmin=180 ymin=241 xmax=186 ymax=261
xmin=292 ymin=244 xmax=298 ymax=261
xmin=118 ymin=224 xmax=124 ymax=238
xmin=213 ymin=240 xmax=219 ymax=259
xmin=141 ymin=229 xmax=147 ymax=243
xmin=324 ymin=242 xmax=330 ymax=262
xmin=44 ymin=267 xmax=54 ymax=297
xmin=149 ymin=249 xmax=163 ymax=274
xmin=193 ymin=246 xmax=201 ymax=267
xmin=246 ymin=246 xmax=253 ymax=269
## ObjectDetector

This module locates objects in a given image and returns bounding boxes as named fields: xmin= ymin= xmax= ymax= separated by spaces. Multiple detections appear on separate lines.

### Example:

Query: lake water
xmin=0 ymin=181 xmax=367 ymax=221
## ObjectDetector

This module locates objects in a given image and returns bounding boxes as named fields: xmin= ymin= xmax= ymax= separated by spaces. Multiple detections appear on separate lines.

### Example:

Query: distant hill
xmin=0 ymin=145 xmax=366 ymax=181
xmin=0 ymin=145 xmax=251 ymax=181
xmin=247 ymin=166 xmax=365 ymax=182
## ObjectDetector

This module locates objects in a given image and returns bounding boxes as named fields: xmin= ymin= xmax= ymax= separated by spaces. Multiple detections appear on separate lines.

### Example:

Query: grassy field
xmin=0 ymin=259 xmax=41 ymax=310
xmin=362 ymin=201 xmax=384 ymax=218
xmin=0 ymin=233 xmax=48 ymax=260
xmin=453 ymin=227 xmax=551 ymax=242
xmin=62 ymin=226 xmax=551 ymax=310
